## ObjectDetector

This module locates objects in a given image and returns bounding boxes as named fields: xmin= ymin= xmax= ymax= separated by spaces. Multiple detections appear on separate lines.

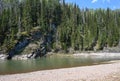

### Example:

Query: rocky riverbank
xmin=0 ymin=60 xmax=120 ymax=81
xmin=0 ymin=52 xmax=53 ymax=60
xmin=0 ymin=54 xmax=28 ymax=60
xmin=0 ymin=53 xmax=36 ymax=60
xmin=1 ymin=52 xmax=120 ymax=60
xmin=0 ymin=54 xmax=7 ymax=60
xmin=1 ymin=40 xmax=120 ymax=60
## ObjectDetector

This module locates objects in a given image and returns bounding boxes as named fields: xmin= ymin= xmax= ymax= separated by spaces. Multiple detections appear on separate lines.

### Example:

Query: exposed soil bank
xmin=0 ymin=61 xmax=120 ymax=81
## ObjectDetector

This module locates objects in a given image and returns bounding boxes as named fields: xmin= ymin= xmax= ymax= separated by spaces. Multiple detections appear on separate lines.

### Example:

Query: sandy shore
xmin=0 ymin=61 xmax=120 ymax=81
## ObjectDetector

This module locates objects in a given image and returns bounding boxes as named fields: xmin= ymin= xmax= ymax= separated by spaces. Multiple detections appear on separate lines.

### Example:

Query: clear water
xmin=0 ymin=54 xmax=120 ymax=75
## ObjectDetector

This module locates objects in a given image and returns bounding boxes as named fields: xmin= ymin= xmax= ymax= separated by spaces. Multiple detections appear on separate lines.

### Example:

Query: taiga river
xmin=0 ymin=54 xmax=120 ymax=75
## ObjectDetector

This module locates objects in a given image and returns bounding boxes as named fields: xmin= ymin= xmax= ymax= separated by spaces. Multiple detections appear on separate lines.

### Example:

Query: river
xmin=0 ymin=53 xmax=120 ymax=75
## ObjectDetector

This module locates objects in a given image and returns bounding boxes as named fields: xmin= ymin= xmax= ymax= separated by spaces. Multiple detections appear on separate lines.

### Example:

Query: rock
xmin=6 ymin=24 xmax=56 ymax=60
xmin=7 ymin=49 xmax=15 ymax=60
xmin=68 ymin=48 xmax=75 ymax=54
xmin=12 ymin=55 xmax=28 ymax=60
xmin=103 ymin=45 xmax=120 ymax=53
xmin=0 ymin=54 xmax=7 ymax=60
xmin=7 ymin=39 xmax=30 ymax=60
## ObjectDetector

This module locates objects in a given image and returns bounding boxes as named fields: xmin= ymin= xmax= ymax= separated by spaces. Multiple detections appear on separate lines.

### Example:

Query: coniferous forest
xmin=0 ymin=0 xmax=120 ymax=55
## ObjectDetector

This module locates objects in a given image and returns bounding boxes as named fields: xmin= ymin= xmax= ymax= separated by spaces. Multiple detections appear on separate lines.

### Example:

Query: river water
xmin=0 ymin=53 xmax=120 ymax=75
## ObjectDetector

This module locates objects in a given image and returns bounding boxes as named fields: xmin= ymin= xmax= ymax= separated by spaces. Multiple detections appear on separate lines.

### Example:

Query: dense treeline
xmin=0 ymin=0 xmax=120 ymax=53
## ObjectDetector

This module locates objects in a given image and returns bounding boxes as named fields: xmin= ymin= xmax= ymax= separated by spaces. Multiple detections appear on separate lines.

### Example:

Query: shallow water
xmin=0 ymin=54 xmax=120 ymax=75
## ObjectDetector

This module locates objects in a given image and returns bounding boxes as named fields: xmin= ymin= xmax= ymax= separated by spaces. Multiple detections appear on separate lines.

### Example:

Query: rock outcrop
xmin=7 ymin=26 xmax=56 ymax=60
xmin=7 ymin=39 xmax=30 ymax=60
xmin=28 ymin=34 xmax=53 ymax=59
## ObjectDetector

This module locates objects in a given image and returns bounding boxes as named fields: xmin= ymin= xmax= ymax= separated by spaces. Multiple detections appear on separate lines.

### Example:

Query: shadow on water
xmin=0 ymin=54 xmax=120 ymax=75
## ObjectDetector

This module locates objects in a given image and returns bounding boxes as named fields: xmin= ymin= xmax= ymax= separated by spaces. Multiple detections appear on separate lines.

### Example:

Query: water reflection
xmin=0 ymin=54 xmax=120 ymax=75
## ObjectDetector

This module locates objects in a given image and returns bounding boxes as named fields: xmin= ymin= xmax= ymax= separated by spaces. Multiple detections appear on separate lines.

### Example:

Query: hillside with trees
xmin=0 ymin=0 xmax=120 ymax=58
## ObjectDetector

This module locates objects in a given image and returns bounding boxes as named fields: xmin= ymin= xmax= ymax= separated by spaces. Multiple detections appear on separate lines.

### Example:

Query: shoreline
xmin=0 ymin=61 xmax=120 ymax=81
xmin=1 ymin=52 xmax=120 ymax=60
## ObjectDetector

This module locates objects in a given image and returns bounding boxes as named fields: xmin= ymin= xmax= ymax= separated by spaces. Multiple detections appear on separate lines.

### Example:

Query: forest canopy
xmin=0 ymin=0 xmax=120 ymax=53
